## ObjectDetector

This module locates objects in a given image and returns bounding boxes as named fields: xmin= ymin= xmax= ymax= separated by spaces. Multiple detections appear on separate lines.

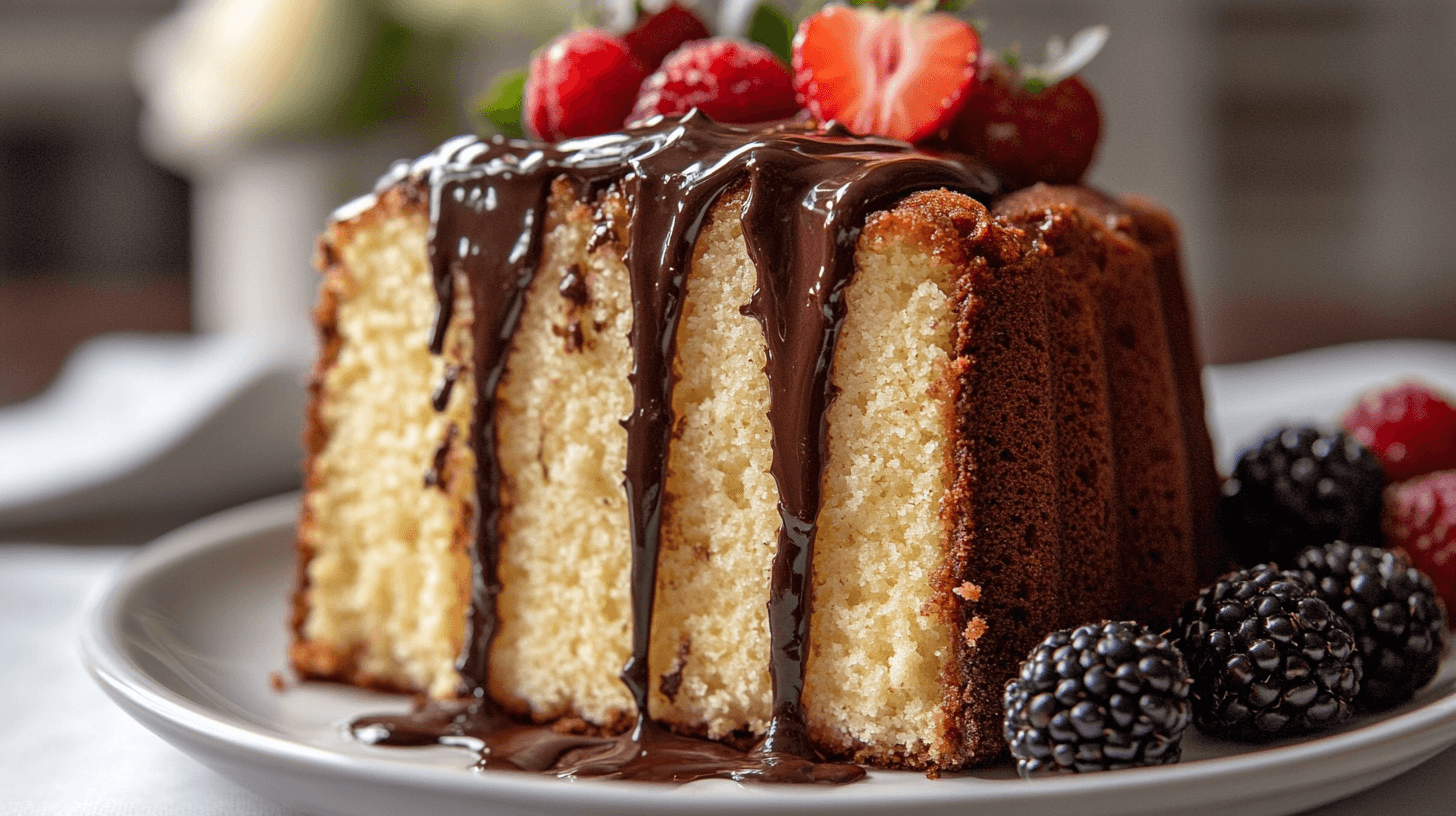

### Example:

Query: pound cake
xmin=289 ymin=111 xmax=1217 ymax=773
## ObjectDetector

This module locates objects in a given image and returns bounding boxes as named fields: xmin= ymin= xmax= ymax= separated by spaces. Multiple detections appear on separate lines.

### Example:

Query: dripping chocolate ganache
xmin=292 ymin=111 xmax=1214 ymax=776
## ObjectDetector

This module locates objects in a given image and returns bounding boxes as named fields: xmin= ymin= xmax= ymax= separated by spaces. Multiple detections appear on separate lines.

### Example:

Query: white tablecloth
xmin=4 ymin=541 xmax=1456 ymax=816
xmin=0 ymin=544 xmax=296 ymax=816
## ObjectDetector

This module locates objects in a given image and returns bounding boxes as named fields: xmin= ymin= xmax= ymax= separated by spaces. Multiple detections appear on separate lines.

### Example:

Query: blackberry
xmin=1004 ymin=621 xmax=1191 ymax=778
xmin=1175 ymin=564 xmax=1361 ymax=741
xmin=1219 ymin=426 xmax=1385 ymax=567
xmin=1295 ymin=541 xmax=1446 ymax=709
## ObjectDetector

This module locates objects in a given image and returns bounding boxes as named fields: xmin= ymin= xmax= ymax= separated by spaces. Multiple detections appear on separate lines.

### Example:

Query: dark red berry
xmin=1341 ymin=380 xmax=1456 ymax=482
xmin=945 ymin=60 xmax=1101 ymax=189
xmin=622 ymin=1 xmax=711 ymax=72
xmin=1385 ymin=470 xmax=1456 ymax=619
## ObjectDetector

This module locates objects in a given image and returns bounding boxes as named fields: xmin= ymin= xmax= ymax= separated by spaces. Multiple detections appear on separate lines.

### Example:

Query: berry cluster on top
xmin=1005 ymin=378 xmax=1456 ymax=779
xmin=505 ymin=1 xmax=1104 ymax=190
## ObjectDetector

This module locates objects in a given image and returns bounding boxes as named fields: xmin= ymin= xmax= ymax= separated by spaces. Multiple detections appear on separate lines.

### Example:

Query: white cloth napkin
xmin=0 ymin=332 xmax=310 ymax=529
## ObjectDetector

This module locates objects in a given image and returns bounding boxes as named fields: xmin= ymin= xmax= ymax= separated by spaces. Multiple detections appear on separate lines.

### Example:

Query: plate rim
xmin=78 ymin=490 xmax=1456 ymax=814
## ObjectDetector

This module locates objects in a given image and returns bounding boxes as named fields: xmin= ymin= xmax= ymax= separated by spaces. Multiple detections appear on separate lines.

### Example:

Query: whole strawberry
xmin=792 ymin=3 xmax=980 ymax=143
xmin=1385 ymin=470 xmax=1456 ymax=621
xmin=622 ymin=1 xmax=711 ymax=72
xmin=946 ymin=59 xmax=1101 ymax=189
xmin=627 ymin=38 xmax=799 ymax=127
xmin=1341 ymin=380 xmax=1456 ymax=482
xmin=524 ymin=29 xmax=647 ymax=141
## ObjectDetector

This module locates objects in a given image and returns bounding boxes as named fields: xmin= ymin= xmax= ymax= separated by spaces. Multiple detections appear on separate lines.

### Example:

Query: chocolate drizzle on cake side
xmin=349 ymin=112 xmax=996 ymax=782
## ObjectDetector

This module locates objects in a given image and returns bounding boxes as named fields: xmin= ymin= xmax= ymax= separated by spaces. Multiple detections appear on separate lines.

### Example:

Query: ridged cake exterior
xmin=291 ymin=120 xmax=1216 ymax=771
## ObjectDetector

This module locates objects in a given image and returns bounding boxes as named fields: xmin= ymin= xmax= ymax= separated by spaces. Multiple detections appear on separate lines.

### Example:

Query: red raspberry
xmin=1341 ymin=380 xmax=1456 ymax=482
xmin=524 ymin=29 xmax=646 ymax=141
xmin=626 ymin=38 xmax=799 ymax=127
xmin=945 ymin=59 xmax=1101 ymax=189
xmin=791 ymin=4 xmax=980 ymax=143
xmin=1385 ymin=470 xmax=1456 ymax=618
xmin=622 ymin=1 xmax=711 ymax=72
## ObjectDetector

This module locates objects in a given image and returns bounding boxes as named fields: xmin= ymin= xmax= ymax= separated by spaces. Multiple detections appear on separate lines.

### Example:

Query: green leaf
xmin=478 ymin=68 xmax=527 ymax=139
xmin=333 ymin=16 xmax=414 ymax=134
xmin=748 ymin=2 xmax=795 ymax=63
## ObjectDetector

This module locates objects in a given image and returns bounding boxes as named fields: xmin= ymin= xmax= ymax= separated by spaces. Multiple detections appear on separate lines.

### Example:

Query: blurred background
xmin=3 ymin=0 xmax=1454 ymax=405
xmin=1 ymin=0 xmax=191 ymax=406
xmin=0 ymin=0 xmax=1452 ymax=526
xmin=0 ymin=0 xmax=558 ymax=408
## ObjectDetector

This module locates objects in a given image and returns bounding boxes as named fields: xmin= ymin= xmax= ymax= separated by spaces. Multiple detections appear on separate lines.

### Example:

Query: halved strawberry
xmin=791 ymin=4 xmax=979 ymax=144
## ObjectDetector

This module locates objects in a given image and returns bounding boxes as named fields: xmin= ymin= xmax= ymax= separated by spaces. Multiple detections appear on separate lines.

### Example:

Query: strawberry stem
xmin=1022 ymin=24 xmax=1108 ymax=87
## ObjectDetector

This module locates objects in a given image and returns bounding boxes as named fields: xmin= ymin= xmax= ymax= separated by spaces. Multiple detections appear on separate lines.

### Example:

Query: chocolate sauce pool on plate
xmin=349 ymin=112 xmax=996 ymax=782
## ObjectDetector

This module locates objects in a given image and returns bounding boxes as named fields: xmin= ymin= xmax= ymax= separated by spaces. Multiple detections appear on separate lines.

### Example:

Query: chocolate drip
xmin=736 ymin=138 xmax=997 ymax=753
xmin=558 ymin=263 xmax=589 ymax=305
xmin=354 ymin=701 xmax=862 ymax=782
xmin=428 ymin=136 xmax=562 ymax=686
xmin=587 ymin=218 xmax=617 ymax=253
xmin=431 ymin=364 xmax=460 ymax=412
xmin=353 ymin=699 xmax=609 ymax=772
xmin=423 ymin=422 xmax=457 ymax=488
xmin=348 ymin=113 xmax=996 ymax=781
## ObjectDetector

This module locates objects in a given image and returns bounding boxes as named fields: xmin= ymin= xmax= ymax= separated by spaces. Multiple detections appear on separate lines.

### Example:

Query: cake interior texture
xmin=291 ymin=121 xmax=1217 ymax=771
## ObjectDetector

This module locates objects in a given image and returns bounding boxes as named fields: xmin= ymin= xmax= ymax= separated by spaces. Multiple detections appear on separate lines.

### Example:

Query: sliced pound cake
xmin=291 ymin=115 xmax=1216 ymax=771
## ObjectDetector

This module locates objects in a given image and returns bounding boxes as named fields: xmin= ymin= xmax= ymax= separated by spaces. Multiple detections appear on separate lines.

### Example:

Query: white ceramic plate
xmin=80 ymin=339 xmax=1456 ymax=816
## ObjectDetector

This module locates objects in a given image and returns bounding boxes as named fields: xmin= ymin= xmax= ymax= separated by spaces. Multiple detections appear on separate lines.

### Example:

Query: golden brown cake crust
xmin=850 ymin=187 xmax=1085 ymax=766
xmin=993 ymin=185 xmax=1202 ymax=629
xmin=942 ymin=193 xmax=1063 ymax=766
xmin=1119 ymin=194 xmax=1227 ymax=585
xmin=837 ymin=189 xmax=1025 ymax=769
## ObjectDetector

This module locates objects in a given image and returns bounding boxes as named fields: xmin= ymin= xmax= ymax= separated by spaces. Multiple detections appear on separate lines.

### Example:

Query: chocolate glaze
xmin=558 ymin=263 xmax=589 ymax=306
xmin=353 ymin=698 xmax=610 ymax=773
xmin=350 ymin=112 xmax=996 ymax=782
xmin=423 ymin=422 xmax=456 ymax=489
xmin=556 ymin=264 xmax=590 ymax=352
xmin=431 ymin=363 xmax=460 ymax=412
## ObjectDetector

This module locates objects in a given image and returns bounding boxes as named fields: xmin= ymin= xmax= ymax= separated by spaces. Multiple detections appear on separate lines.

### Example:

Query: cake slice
xmin=291 ymin=117 xmax=1215 ymax=771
